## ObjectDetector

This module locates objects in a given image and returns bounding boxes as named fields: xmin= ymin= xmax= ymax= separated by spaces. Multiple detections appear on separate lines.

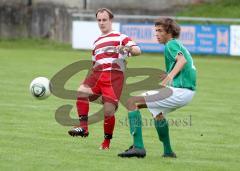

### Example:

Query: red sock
xmin=76 ymin=97 xmax=89 ymax=132
xmin=104 ymin=115 xmax=115 ymax=139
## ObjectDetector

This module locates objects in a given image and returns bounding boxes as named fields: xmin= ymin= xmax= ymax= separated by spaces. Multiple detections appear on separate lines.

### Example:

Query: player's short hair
xmin=154 ymin=18 xmax=180 ymax=38
xmin=96 ymin=8 xmax=114 ymax=19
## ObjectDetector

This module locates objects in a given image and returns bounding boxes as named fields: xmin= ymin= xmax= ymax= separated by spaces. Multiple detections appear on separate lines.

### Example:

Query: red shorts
xmin=83 ymin=70 xmax=124 ymax=107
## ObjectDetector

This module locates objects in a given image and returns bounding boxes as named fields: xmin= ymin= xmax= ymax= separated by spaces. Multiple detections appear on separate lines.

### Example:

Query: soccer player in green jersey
xmin=118 ymin=18 xmax=196 ymax=158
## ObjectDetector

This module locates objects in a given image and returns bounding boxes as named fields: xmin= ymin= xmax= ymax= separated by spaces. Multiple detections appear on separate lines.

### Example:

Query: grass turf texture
xmin=178 ymin=0 xmax=240 ymax=19
xmin=176 ymin=0 xmax=240 ymax=25
xmin=0 ymin=39 xmax=240 ymax=171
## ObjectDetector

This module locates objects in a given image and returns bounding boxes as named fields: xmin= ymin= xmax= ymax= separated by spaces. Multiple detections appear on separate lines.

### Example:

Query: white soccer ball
xmin=29 ymin=77 xmax=51 ymax=100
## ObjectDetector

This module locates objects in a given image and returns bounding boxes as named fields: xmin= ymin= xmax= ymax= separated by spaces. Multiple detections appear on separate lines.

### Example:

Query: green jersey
xmin=164 ymin=39 xmax=196 ymax=91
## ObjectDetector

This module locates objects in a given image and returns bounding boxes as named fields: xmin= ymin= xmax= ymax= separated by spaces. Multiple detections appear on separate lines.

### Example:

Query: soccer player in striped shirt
xmin=68 ymin=8 xmax=141 ymax=150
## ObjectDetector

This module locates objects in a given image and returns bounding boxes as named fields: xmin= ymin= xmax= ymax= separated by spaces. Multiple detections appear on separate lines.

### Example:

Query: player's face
xmin=97 ymin=11 xmax=112 ymax=35
xmin=155 ymin=25 xmax=171 ymax=44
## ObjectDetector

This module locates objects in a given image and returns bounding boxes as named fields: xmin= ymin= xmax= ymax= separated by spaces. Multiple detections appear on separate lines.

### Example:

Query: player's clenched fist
xmin=117 ymin=45 xmax=132 ymax=55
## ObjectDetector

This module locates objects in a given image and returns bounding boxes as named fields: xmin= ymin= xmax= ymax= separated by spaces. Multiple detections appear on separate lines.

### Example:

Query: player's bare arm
xmin=130 ymin=45 xmax=141 ymax=56
xmin=117 ymin=45 xmax=141 ymax=56
xmin=161 ymin=54 xmax=187 ymax=86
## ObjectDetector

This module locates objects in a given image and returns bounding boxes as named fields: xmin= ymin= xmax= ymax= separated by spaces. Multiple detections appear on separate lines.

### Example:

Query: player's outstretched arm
xmin=130 ymin=46 xmax=141 ymax=56
xmin=117 ymin=45 xmax=141 ymax=56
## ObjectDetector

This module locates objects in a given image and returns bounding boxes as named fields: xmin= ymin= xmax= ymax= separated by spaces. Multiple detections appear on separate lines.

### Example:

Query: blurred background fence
xmin=0 ymin=0 xmax=240 ymax=55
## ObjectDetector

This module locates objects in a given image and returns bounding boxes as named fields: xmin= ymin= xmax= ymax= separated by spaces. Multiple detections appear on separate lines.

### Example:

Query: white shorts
xmin=142 ymin=87 xmax=195 ymax=117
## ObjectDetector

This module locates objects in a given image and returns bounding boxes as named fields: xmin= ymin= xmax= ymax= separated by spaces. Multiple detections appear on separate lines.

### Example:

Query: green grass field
xmin=178 ymin=0 xmax=240 ymax=19
xmin=0 ymin=39 xmax=240 ymax=171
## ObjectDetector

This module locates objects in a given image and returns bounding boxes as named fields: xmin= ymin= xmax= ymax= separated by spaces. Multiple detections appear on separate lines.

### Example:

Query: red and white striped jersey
xmin=92 ymin=31 xmax=137 ymax=71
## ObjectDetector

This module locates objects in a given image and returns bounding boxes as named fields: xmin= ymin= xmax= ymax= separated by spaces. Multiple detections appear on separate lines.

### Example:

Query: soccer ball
xmin=29 ymin=77 xmax=51 ymax=100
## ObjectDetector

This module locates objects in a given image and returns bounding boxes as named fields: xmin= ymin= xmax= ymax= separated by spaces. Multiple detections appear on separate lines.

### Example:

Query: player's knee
xmin=155 ymin=113 xmax=164 ymax=120
xmin=77 ymin=85 xmax=91 ymax=97
xmin=126 ymin=98 xmax=136 ymax=110
xmin=77 ymin=91 xmax=86 ymax=98
xmin=104 ymin=103 xmax=116 ymax=116
xmin=104 ymin=108 xmax=115 ymax=116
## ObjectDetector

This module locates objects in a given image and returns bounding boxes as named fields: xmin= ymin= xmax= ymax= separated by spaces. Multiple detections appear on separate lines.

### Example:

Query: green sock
xmin=128 ymin=110 xmax=144 ymax=149
xmin=154 ymin=118 xmax=173 ymax=154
